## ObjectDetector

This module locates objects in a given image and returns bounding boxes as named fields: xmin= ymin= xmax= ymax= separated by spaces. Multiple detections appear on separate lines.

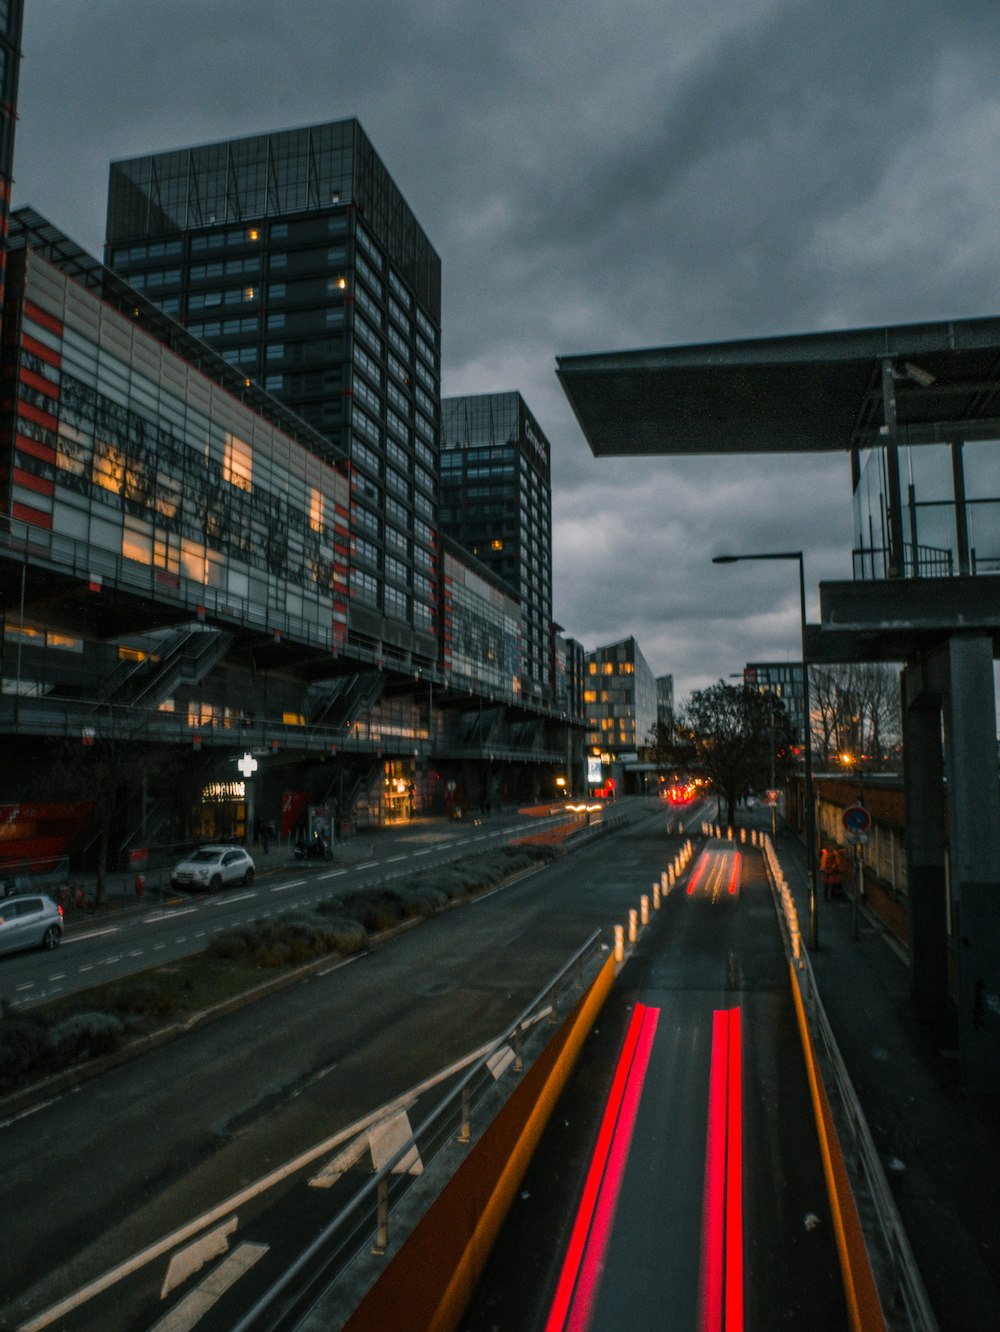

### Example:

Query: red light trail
xmin=544 ymin=1003 xmax=660 ymax=1332
xmin=700 ymin=1006 xmax=744 ymax=1332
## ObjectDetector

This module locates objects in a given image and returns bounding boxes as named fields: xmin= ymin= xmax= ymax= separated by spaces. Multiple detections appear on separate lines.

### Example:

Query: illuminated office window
xmin=309 ymin=487 xmax=324 ymax=532
xmin=181 ymin=538 xmax=207 ymax=583
xmin=223 ymin=432 xmax=253 ymax=492
xmin=92 ymin=441 xmax=125 ymax=494
xmin=122 ymin=523 xmax=152 ymax=566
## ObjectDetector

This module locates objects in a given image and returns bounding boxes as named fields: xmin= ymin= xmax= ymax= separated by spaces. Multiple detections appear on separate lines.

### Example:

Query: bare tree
xmin=810 ymin=662 xmax=900 ymax=770
xmin=50 ymin=709 xmax=170 ymax=905
xmin=642 ymin=719 xmax=675 ymax=766
xmin=679 ymin=681 xmax=796 ymax=829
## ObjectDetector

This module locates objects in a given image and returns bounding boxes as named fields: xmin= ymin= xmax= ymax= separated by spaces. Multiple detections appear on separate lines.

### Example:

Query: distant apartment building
xmin=440 ymin=391 xmax=553 ymax=703
xmin=584 ymin=637 xmax=658 ymax=794
xmin=105 ymin=119 xmax=441 ymax=671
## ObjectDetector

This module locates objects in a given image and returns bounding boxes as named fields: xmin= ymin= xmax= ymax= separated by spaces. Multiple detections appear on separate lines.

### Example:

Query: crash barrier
xmin=762 ymin=838 xmax=938 ymax=1332
xmin=231 ymin=932 xmax=612 ymax=1332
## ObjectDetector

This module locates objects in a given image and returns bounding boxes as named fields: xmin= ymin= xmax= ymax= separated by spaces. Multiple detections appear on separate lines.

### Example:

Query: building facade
xmin=584 ymin=636 xmax=657 ymax=792
xmin=440 ymin=391 xmax=553 ymax=704
xmin=743 ymin=661 xmax=806 ymax=747
xmin=440 ymin=536 xmax=522 ymax=697
xmin=105 ymin=119 xmax=441 ymax=672
xmin=655 ymin=673 xmax=674 ymax=731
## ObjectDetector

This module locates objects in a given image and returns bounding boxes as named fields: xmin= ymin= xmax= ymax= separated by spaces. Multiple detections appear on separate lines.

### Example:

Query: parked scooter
xmin=293 ymin=835 xmax=333 ymax=862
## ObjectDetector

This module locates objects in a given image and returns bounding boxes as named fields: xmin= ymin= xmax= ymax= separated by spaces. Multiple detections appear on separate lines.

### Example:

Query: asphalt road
xmin=1 ymin=800 xmax=705 ymax=1331
xmin=464 ymin=839 xmax=848 ymax=1331
xmin=0 ymin=811 xmax=584 ymax=1010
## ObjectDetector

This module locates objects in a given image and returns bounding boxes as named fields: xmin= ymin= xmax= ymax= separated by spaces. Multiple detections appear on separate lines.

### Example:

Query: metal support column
xmin=902 ymin=660 xmax=949 ymax=1024
xmin=881 ymin=358 xmax=906 ymax=579
xmin=940 ymin=634 xmax=1000 ymax=1092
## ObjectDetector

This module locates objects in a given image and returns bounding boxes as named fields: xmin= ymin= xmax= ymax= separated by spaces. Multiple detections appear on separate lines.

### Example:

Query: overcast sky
xmin=12 ymin=1 xmax=1000 ymax=704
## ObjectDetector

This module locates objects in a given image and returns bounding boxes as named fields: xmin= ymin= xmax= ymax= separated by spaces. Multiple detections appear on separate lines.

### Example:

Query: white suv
xmin=170 ymin=845 xmax=255 ymax=892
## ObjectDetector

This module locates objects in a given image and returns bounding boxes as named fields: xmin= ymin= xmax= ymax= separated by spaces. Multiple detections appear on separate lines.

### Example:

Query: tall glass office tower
xmin=105 ymin=120 xmax=441 ymax=669
xmin=440 ymin=391 xmax=554 ymax=702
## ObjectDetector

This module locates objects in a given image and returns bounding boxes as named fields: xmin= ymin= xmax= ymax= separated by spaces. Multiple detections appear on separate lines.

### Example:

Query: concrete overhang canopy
xmin=556 ymin=315 xmax=1000 ymax=457
xmin=806 ymin=575 xmax=1000 ymax=663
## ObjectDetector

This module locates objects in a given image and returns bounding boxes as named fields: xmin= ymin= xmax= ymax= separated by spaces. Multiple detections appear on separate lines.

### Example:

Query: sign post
xmin=765 ymin=788 xmax=780 ymax=841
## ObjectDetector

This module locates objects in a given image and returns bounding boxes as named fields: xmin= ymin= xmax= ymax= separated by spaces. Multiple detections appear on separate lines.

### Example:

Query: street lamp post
xmin=713 ymin=551 xmax=818 ymax=949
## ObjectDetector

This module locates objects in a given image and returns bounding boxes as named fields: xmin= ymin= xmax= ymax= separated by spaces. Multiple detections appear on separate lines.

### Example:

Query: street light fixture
xmin=713 ymin=550 xmax=818 ymax=948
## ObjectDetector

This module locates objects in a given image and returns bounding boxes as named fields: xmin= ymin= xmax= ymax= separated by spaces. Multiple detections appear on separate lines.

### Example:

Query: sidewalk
xmin=770 ymin=822 xmax=1000 ymax=1332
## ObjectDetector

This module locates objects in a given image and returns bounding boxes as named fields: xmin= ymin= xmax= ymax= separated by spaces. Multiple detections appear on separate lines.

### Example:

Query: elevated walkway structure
xmin=557 ymin=315 xmax=1000 ymax=1092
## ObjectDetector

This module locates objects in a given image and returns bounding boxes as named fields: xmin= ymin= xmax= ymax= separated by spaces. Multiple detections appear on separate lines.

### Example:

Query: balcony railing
xmin=852 ymin=543 xmax=955 ymax=581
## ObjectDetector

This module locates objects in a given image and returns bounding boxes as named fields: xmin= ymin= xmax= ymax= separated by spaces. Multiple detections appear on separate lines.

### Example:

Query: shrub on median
xmin=0 ymin=838 xmax=563 ymax=1095
xmin=206 ymin=913 xmax=368 ymax=968
xmin=0 ymin=1008 xmax=52 ymax=1092
xmin=0 ymin=1007 xmax=123 ymax=1091
xmin=48 ymin=1011 xmax=123 ymax=1061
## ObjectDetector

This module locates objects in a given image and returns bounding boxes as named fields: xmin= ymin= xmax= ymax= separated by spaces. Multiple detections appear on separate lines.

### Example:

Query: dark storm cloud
xmin=12 ymin=0 xmax=999 ymax=700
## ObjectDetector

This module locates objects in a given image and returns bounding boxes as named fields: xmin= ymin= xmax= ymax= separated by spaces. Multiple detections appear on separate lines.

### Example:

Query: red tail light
xmin=57 ymin=905 xmax=64 ymax=920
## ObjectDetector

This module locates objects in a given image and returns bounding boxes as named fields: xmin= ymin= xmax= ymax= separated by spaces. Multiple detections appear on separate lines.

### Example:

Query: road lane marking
xmin=545 ymin=1003 xmax=660 ymax=1332
xmin=153 ymin=1240 xmax=269 ymax=1332
xmin=487 ymin=1045 xmax=515 ymax=1079
xmin=64 ymin=927 xmax=120 ymax=944
xmin=318 ymin=869 xmax=346 ymax=878
xmin=310 ymin=1099 xmax=418 ymax=1188
xmin=215 ymin=891 xmax=256 ymax=905
xmin=160 ymin=1217 xmax=238 ymax=1299
xmin=48 ymin=973 xmax=65 ymax=981
xmin=355 ymin=861 xmax=377 ymax=869
xmin=16 ymin=982 xmax=34 ymax=992
xmin=387 ymin=855 xmax=407 ymax=862
xmin=18 ymin=1029 xmax=519 ymax=1328
xmin=369 ymin=1109 xmax=423 ymax=1175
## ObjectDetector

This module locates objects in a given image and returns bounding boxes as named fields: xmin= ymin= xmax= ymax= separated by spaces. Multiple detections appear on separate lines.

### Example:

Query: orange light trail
xmin=687 ymin=851 xmax=709 ymax=894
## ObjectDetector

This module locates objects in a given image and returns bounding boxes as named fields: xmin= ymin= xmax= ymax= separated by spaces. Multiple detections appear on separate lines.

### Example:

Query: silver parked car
xmin=0 ymin=894 xmax=64 ymax=956
xmin=170 ymin=845 xmax=255 ymax=892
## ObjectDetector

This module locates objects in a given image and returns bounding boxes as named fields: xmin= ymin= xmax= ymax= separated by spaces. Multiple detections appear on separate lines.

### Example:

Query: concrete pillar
xmin=941 ymin=635 xmax=1000 ymax=1093
xmin=902 ymin=662 xmax=950 ymax=1025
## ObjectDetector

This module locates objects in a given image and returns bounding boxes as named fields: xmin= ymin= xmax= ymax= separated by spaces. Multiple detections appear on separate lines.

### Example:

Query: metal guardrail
xmin=762 ymin=836 xmax=939 ymax=1332
xmin=230 ymin=928 xmax=607 ymax=1332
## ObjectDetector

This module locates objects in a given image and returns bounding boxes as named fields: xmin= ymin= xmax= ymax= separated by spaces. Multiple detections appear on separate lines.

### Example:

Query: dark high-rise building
xmin=440 ymin=391 xmax=553 ymax=702
xmin=0 ymin=0 xmax=24 ymax=331
xmin=105 ymin=120 xmax=441 ymax=670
